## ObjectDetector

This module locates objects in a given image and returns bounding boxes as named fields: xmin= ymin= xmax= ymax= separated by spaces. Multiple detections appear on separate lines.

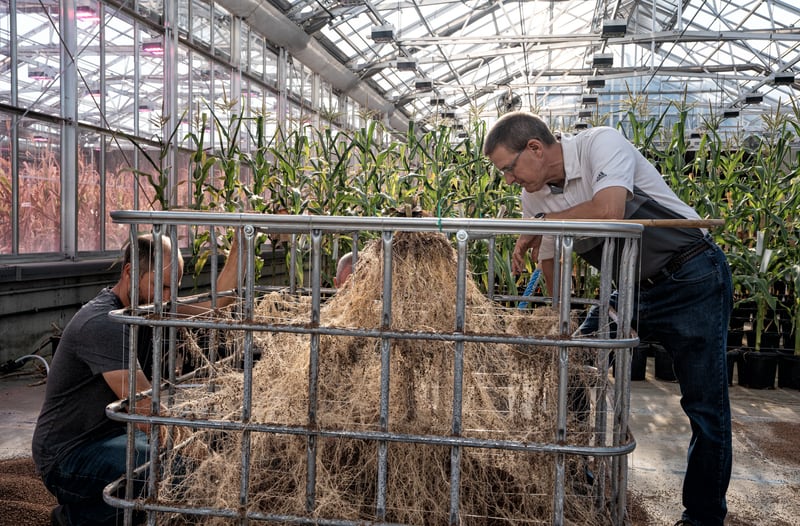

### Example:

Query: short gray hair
xmin=483 ymin=111 xmax=558 ymax=155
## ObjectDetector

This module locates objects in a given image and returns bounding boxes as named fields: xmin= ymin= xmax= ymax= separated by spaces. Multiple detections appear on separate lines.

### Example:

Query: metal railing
xmin=105 ymin=211 xmax=642 ymax=526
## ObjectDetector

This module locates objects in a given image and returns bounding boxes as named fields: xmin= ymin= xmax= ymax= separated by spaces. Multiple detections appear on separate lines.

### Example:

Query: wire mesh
xmin=105 ymin=211 xmax=641 ymax=526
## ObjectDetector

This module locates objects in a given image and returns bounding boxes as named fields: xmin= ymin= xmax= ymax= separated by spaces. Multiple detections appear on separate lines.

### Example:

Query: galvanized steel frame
xmin=105 ymin=210 xmax=642 ymax=526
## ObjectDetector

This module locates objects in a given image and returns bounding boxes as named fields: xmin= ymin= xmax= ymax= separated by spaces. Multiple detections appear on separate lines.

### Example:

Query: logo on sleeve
xmin=596 ymin=171 xmax=608 ymax=182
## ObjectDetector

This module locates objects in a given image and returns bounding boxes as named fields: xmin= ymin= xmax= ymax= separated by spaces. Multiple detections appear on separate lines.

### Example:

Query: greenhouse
xmin=1 ymin=1 xmax=799 ymax=525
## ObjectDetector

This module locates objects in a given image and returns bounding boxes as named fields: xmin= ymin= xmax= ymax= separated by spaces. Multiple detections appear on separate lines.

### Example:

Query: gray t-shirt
xmin=32 ymin=288 xmax=150 ymax=476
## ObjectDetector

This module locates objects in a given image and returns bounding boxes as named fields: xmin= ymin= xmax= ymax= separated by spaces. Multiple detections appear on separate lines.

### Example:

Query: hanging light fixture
xmin=744 ymin=93 xmax=763 ymax=105
xmin=587 ymin=77 xmax=606 ymax=88
xmin=592 ymin=53 xmax=613 ymax=68
xmin=142 ymin=38 xmax=164 ymax=56
xmin=84 ymin=85 xmax=102 ymax=97
xmin=76 ymin=1 xmax=100 ymax=23
xmin=601 ymin=19 xmax=628 ymax=38
xmin=396 ymin=58 xmax=417 ymax=71
xmin=414 ymin=77 xmax=433 ymax=91
xmin=28 ymin=65 xmax=56 ymax=81
xmin=370 ymin=24 xmax=395 ymax=43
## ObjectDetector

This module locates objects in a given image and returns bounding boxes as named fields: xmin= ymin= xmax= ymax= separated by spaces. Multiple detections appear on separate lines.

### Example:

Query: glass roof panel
xmin=3 ymin=0 xmax=798 ymax=137
xmin=276 ymin=0 xmax=798 ymax=128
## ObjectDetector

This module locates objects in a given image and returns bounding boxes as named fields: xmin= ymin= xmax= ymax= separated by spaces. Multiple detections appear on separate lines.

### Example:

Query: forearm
xmin=545 ymin=187 xmax=627 ymax=220
xmin=178 ymin=239 xmax=241 ymax=315
xmin=104 ymin=369 xmax=159 ymax=434
xmin=541 ymin=259 xmax=554 ymax=297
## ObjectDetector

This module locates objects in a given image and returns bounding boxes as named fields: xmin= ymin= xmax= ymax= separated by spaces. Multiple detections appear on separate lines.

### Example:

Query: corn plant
xmin=306 ymin=126 xmax=356 ymax=216
xmin=617 ymin=87 xmax=669 ymax=158
xmin=269 ymin=128 xmax=312 ymax=215
xmin=121 ymin=112 xmax=186 ymax=211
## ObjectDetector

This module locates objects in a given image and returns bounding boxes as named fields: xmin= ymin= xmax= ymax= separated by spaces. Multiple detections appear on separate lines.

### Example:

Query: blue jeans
xmin=42 ymin=430 xmax=149 ymax=526
xmin=582 ymin=242 xmax=733 ymax=526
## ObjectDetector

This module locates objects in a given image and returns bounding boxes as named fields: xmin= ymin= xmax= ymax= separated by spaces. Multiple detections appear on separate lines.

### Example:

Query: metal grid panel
xmin=104 ymin=211 xmax=642 ymax=525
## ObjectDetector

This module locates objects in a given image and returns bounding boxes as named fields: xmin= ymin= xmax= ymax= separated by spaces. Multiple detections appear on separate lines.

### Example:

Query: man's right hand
xmin=512 ymin=234 xmax=542 ymax=275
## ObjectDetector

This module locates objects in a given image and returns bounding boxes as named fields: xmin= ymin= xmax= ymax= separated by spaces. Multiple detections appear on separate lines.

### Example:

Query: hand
xmin=512 ymin=234 xmax=542 ymax=275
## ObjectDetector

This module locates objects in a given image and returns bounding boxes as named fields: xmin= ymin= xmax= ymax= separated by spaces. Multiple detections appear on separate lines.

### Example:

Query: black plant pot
xmin=611 ymin=346 xmax=649 ymax=381
xmin=760 ymin=330 xmax=782 ymax=350
xmin=744 ymin=330 xmax=755 ymax=348
xmin=732 ymin=301 xmax=756 ymax=326
xmin=726 ymin=329 xmax=745 ymax=349
xmin=744 ymin=330 xmax=782 ymax=351
xmin=739 ymin=351 xmax=778 ymax=389
xmin=654 ymin=345 xmax=676 ymax=382
xmin=631 ymin=345 xmax=648 ymax=381
xmin=777 ymin=353 xmax=800 ymax=390
xmin=727 ymin=349 xmax=741 ymax=386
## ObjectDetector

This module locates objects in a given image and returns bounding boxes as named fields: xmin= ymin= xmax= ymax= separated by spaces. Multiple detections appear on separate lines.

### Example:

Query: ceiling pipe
xmin=217 ymin=0 xmax=409 ymax=133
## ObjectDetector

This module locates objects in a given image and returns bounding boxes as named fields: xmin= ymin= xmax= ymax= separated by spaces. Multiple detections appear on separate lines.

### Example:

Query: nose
xmin=503 ymin=172 xmax=515 ymax=184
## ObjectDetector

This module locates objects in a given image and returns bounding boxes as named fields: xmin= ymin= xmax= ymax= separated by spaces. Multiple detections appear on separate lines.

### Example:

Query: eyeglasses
xmin=501 ymin=148 xmax=525 ymax=176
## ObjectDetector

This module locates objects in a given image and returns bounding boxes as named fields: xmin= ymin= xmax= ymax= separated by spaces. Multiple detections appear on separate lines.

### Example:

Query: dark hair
xmin=119 ymin=234 xmax=171 ymax=277
xmin=483 ymin=111 xmax=558 ymax=155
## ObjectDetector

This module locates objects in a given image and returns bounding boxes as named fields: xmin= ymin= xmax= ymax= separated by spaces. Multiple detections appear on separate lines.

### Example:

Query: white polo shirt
xmin=520 ymin=127 xmax=702 ymax=279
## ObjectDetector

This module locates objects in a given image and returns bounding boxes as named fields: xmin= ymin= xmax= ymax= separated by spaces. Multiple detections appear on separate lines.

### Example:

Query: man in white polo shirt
xmin=484 ymin=111 xmax=733 ymax=526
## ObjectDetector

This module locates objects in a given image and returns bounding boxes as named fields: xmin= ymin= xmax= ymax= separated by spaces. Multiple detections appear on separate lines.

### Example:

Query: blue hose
xmin=517 ymin=268 xmax=541 ymax=309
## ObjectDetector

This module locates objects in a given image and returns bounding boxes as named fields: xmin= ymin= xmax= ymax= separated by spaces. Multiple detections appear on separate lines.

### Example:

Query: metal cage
xmin=105 ymin=211 xmax=641 ymax=526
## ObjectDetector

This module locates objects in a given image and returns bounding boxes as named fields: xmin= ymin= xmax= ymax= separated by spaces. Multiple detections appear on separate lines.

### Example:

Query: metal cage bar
xmin=105 ymin=211 xmax=642 ymax=526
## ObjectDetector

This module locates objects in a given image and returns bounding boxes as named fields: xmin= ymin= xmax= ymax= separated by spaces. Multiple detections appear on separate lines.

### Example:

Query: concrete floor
xmin=626 ymin=361 xmax=800 ymax=526
xmin=2 ymin=359 xmax=799 ymax=525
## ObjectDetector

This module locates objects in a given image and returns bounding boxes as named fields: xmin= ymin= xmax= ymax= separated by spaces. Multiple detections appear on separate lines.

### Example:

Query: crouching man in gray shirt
xmin=33 ymin=233 xmax=239 ymax=526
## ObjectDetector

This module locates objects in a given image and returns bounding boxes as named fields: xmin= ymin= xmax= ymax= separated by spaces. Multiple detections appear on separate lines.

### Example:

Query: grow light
xmin=76 ymin=4 xmax=99 ymax=23
xmin=396 ymin=59 xmax=417 ymax=71
xmin=773 ymin=72 xmax=795 ymax=85
xmin=415 ymin=78 xmax=433 ymax=91
xmin=28 ymin=65 xmax=56 ymax=81
xmin=601 ymin=19 xmax=627 ymax=38
xmin=142 ymin=39 xmax=164 ymax=56
xmin=592 ymin=53 xmax=613 ymax=68
xmin=371 ymin=25 xmax=395 ymax=43
xmin=587 ymin=77 xmax=606 ymax=88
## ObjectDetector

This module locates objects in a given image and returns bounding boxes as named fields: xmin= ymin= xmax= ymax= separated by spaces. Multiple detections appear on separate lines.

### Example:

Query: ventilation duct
xmin=216 ymin=0 xmax=407 ymax=132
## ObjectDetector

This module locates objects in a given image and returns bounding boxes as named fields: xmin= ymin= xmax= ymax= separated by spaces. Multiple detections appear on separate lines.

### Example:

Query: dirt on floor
xmin=3 ymin=417 xmax=799 ymax=526
xmin=627 ymin=418 xmax=800 ymax=526
xmin=0 ymin=457 xmax=56 ymax=526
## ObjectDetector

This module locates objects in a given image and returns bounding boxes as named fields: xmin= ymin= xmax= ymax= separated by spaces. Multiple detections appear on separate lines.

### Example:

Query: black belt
xmin=642 ymin=235 xmax=714 ymax=288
